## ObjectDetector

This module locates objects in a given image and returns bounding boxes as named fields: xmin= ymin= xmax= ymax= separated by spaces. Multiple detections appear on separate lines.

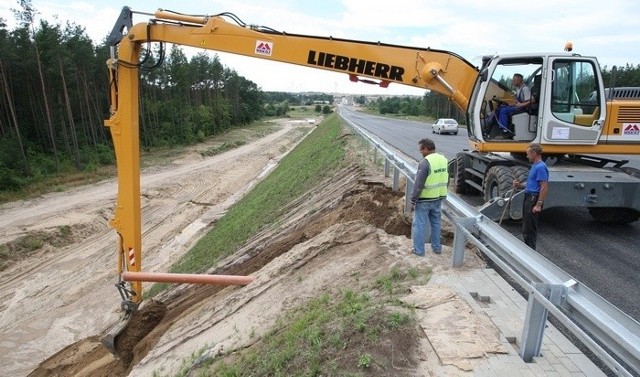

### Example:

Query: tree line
xmin=0 ymin=1 xmax=288 ymax=192
xmin=355 ymin=93 xmax=465 ymax=123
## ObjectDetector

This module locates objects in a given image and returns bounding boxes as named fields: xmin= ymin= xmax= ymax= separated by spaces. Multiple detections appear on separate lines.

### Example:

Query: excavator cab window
xmin=481 ymin=58 xmax=542 ymax=140
xmin=551 ymin=60 xmax=600 ymax=126
xmin=489 ymin=59 xmax=542 ymax=98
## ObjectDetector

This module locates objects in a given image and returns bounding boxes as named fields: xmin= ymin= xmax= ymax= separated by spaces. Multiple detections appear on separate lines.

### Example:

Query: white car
xmin=431 ymin=118 xmax=459 ymax=135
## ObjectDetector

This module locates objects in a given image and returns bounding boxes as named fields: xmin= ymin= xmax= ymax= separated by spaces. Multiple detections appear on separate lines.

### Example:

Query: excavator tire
xmin=453 ymin=152 xmax=473 ymax=194
xmin=511 ymin=165 xmax=529 ymax=183
xmin=483 ymin=165 xmax=515 ymax=203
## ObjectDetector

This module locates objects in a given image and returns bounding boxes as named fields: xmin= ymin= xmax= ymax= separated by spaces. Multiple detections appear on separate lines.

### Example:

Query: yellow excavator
xmin=102 ymin=6 xmax=640 ymax=353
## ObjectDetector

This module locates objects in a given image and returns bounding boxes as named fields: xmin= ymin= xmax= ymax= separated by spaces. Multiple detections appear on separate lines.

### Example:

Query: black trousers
xmin=522 ymin=193 xmax=540 ymax=250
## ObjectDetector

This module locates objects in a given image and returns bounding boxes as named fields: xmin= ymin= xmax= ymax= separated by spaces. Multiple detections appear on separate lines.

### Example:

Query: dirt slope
xmin=3 ymin=119 xmax=496 ymax=376
xmin=0 ymin=120 xmax=313 ymax=377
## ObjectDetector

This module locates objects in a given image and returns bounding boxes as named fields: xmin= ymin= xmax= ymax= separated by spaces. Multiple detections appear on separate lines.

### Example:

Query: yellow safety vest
xmin=420 ymin=153 xmax=448 ymax=199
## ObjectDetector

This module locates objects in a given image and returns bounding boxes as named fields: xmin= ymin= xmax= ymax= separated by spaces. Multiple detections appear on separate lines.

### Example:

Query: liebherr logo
xmin=255 ymin=41 xmax=272 ymax=56
xmin=623 ymin=123 xmax=640 ymax=136
xmin=307 ymin=50 xmax=404 ymax=82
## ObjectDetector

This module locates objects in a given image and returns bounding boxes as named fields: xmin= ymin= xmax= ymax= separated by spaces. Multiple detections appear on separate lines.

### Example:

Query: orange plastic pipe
xmin=122 ymin=271 xmax=255 ymax=285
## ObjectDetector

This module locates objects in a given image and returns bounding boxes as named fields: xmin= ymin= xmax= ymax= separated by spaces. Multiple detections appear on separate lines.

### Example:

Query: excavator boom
xmin=108 ymin=7 xmax=478 ymax=110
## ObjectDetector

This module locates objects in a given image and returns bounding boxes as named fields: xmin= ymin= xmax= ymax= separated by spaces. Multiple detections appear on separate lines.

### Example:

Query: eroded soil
xmin=2 ymin=120 xmax=497 ymax=377
xmin=0 ymin=120 xmax=312 ymax=376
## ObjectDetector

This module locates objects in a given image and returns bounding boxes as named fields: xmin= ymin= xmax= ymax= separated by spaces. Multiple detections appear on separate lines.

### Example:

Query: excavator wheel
xmin=511 ymin=165 xmax=529 ymax=183
xmin=453 ymin=152 xmax=473 ymax=194
xmin=483 ymin=165 xmax=515 ymax=203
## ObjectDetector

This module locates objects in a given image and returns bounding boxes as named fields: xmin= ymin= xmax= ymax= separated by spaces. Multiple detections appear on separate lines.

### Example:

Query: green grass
xmin=145 ymin=114 xmax=346 ymax=297
xmin=200 ymin=140 xmax=247 ymax=157
xmin=286 ymin=105 xmax=326 ymax=117
xmin=200 ymin=266 xmax=430 ymax=376
xmin=0 ymin=166 xmax=117 ymax=204
xmin=0 ymin=225 xmax=84 ymax=271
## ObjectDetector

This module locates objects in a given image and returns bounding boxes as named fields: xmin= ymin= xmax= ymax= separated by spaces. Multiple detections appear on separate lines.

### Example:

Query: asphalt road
xmin=340 ymin=106 xmax=640 ymax=322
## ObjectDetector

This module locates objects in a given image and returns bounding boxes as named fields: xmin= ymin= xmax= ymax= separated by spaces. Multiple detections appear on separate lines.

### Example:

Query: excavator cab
xmin=459 ymin=53 xmax=640 ymax=224
xmin=468 ymin=54 xmax=606 ymax=148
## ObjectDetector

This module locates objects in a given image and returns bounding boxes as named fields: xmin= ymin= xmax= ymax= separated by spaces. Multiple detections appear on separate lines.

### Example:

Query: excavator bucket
xmin=100 ymin=299 xmax=167 ymax=361
xmin=100 ymin=312 xmax=132 ymax=356
xmin=100 ymin=280 xmax=139 ymax=357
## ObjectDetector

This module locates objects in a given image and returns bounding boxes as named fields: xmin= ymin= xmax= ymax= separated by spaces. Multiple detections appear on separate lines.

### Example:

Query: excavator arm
xmin=104 ymin=6 xmax=478 ymax=302
xmin=102 ymin=6 xmax=478 ymax=353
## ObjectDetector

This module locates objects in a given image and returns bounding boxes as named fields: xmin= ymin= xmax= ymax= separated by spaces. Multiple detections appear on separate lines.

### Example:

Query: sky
xmin=1 ymin=0 xmax=639 ymax=95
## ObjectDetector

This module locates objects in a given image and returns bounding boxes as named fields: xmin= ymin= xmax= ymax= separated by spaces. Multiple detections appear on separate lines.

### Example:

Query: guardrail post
xmin=452 ymin=217 xmax=475 ymax=267
xmin=520 ymin=283 xmax=568 ymax=362
xmin=404 ymin=179 xmax=413 ymax=214
xmin=393 ymin=162 xmax=403 ymax=191
xmin=385 ymin=154 xmax=395 ymax=178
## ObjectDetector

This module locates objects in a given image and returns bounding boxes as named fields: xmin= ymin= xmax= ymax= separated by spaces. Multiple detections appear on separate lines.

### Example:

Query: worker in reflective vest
xmin=411 ymin=138 xmax=448 ymax=256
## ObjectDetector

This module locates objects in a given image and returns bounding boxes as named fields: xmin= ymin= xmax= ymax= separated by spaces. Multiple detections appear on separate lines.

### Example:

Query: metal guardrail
xmin=340 ymin=112 xmax=640 ymax=377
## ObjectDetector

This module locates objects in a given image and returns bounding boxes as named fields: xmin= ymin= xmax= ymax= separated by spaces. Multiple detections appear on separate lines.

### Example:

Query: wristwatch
xmin=537 ymin=200 xmax=544 ymax=205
